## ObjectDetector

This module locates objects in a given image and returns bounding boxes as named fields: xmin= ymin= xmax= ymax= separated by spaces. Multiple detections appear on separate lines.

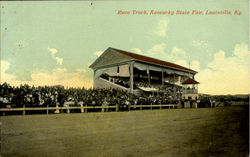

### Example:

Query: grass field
xmin=1 ymin=105 xmax=248 ymax=157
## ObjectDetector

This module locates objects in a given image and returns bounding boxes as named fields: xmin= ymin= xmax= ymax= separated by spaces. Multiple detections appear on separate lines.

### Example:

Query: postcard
xmin=0 ymin=0 xmax=249 ymax=156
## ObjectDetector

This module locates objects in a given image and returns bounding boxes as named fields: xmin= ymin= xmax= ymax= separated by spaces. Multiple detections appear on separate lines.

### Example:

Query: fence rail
xmin=0 ymin=104 xmax=178 ymax=115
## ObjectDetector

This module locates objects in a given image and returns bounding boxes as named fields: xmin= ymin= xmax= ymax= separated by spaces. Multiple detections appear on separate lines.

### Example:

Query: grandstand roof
xmin=89 ymin=47 xmax=197 ymax=74
xmin=182 ymin=78 xmax=200 ymax=84
xmin=111 ymin=48 xmax=197 ymax=74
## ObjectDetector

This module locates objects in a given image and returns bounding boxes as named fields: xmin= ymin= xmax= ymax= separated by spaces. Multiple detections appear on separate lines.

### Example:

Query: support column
xmin=93 ymin=69 xmax=96 ymax=89
xmin=185 ymin=85 xmax=187 ymax=99
xmin=162 ymin=68 xmax=164 ymax=85
xmin=147 ymin=65 xmax=150 ymax=86
xmin=173 ymin=73 xmax=175 ymax=85
xmin=130 ymin=62 xmax=134 ymax=93
xmin=196 ymin=84 xmax=198 ymax=94
xmin=173 ymin=73 xmax=176 ymax=99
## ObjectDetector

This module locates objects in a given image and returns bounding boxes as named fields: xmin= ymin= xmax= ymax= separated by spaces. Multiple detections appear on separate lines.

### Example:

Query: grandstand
xmin=89 ymin=47 xmax=199 ymax=100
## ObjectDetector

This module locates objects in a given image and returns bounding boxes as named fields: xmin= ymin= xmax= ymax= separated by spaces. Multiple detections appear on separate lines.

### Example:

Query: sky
xmin=0 ymin=0 xmax=249 ymax=95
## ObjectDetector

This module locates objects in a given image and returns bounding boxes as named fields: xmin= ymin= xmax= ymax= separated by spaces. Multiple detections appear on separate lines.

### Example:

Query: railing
xmin=183 ymin=89 xmax=198 ymax=94
xmin=0 ymin=104 xmax=178 ymax=116
xmin=98 ymin=78 xmax=129 ymax=91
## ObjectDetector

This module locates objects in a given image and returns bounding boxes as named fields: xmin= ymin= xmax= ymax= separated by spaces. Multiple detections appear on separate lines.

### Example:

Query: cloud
xmin=75 ymin=68 xmax=87 ymax=73
xmin=94 ymin=51 xmax=103 ymax=57
xmin=48 ymin=46 xmax=63 ymax=65
xmin=145 ymin=43 xmax=248 ymax=94
xmin=1 ymin=60 xmax=16 ymax=84
xmin=48 ymin=47 xmax=58 ymax=57
xmin=175 ymin=60 xmax=200 ymax=72
xmin=147 ymin=44 xmax=187 ymax=64
xmin=30 ymin=68 xmax=92 ymax=88
xmin=147 ymin=43 xmax=181 ymax=65
xmin=147 ymin=43 xmax=166 ymax=57
xmin=55 ymin=57 xmax=63 ymax=65
xmin=171 ymin=46 xmax=186 ymax=58
xmin=146 ymin=44 xmax=200 ymax=74
xmin=1 ymin=60 xmax=10 ymax=74
xmin=196 ymin=43 xmax=249 ymax=95
xmin=175 ymin=60 xmax=188 ymax=67
xmin=0 ymin=60 xmax=92 ymax=88
xmin=233 ymin=43 xmax=249 ymax=64
xmin=154 ymin=19 xmax=168 ymax=37
xmin=131 ymin=48 xmax=143 ymax=54
xmin=191 ymin=40 xmax=208 ymax=48
xmin=190 ymin=60 xmax=200 ymax=72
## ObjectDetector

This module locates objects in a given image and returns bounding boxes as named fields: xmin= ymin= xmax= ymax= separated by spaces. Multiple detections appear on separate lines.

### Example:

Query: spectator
xmin=0 ymin=82 xmax=188 ymax=109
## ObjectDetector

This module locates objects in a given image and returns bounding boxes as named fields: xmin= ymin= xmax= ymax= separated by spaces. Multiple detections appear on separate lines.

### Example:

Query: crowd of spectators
xmin=135 ymin=80 xmax=183 ymax=100
xmin=100 ymin=73 xmax=183 ymax=99
xmin=100 ymin=74 xmax=130 ymax=88
xmin=2 ymin=82 xmax=243 ymax=110
xmin=112 ymin=78 xmax=130 ymax=88
xmin=0 ymin=82 xmax=179 ymax=109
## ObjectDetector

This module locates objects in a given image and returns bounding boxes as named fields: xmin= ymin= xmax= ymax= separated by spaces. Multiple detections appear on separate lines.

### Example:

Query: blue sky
xmin=1 ymin=1 xmax=249 ymax=94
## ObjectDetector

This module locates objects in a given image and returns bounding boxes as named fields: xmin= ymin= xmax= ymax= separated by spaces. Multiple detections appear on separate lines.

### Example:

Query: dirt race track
xmin=1 ymin=105 xmax=249 ymax=157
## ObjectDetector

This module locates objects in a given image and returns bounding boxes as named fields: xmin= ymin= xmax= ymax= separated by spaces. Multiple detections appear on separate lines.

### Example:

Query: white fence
xmin=0 ymin=104 xmax=178 ymax=115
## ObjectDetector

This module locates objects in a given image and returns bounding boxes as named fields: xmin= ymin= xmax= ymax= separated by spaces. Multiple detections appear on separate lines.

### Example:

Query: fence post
xmin=23 ymin=104 xmax=25 ymax=116
xmin=67 ymin=107 xmax=70 ymax=114
xmin=47 ymin=105 xmax=49 ymax=115
xmin=85 ymin=105 xmax=87 ymax=113
xmin=102 ymin=106 xmax=104 ymax=112
xmin=116 ymin=104 xmax=119 ymax=112
xmin=55 ymin=103 xmax=60 ymax=114
xmin=81 ymin=104 xmax=84 ymax=113
xmin=160 ymin=104 xmax=162 ymax=110
xmin=140 ymin=105 xmax=142 ymax=110
xmin=150 ymin=104 xmax=152 ymax=110
xmin=194 ymin=102 xmax=198 ymax=108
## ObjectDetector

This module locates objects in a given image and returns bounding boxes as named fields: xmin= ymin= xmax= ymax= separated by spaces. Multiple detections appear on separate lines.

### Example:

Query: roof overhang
xmin=89 ymin=47 xmax=198 ymax=75
xmin=182 ymin=78 xmax=200 ymax=84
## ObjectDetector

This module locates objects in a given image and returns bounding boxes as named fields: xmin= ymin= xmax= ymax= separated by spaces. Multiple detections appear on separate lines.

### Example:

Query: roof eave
xmin=134 ymin=60 xmax=197 ymax=74
xmin=111 ymin=47 xmax=197 ymax=74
